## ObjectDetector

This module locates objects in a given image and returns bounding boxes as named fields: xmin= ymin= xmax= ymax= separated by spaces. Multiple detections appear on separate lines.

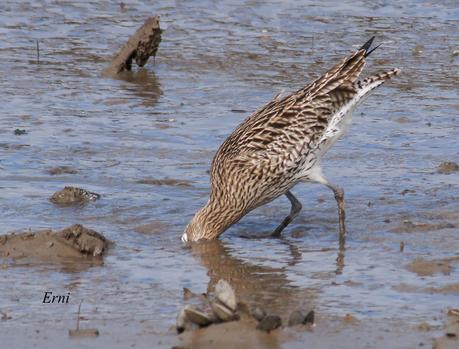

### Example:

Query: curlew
xmin=182 ymin=37 xmax=400 ymax=242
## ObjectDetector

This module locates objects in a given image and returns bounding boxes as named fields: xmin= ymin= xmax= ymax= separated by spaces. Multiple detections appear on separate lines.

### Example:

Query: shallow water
xmin=0 ymin=0 xmax=458 ymax=347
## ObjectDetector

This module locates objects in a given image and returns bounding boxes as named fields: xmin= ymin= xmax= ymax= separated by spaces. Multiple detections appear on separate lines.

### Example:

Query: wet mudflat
xmin=0 ymin=0 xmax=458 ymax=348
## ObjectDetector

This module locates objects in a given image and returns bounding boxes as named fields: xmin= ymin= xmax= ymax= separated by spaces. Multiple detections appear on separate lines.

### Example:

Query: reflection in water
xmin=190 ymin=239 xmax=319 ymax=316
xmin=336 ymin=234 xmax=346 ymax=275
xmin=1 ymin=259 xmax=103 ymax=274
xmin=115 ymin=69 xmax=162 ymax=107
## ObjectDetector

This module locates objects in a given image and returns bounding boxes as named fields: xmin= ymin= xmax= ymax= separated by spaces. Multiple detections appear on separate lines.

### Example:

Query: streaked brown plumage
xmin=183 ymin=37 xmax=400 ymax=242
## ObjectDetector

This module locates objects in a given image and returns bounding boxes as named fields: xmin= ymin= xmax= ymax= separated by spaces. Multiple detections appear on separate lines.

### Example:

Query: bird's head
xmin=181 ymin=199 xmax=242 ymax=242
xmin=181 ymin=211 xmax=206 ymax=242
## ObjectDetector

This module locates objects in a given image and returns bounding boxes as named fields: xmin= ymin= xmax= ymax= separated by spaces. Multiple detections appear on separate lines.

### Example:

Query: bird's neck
xmin=191 ymin=196 xmax=244 ymax=240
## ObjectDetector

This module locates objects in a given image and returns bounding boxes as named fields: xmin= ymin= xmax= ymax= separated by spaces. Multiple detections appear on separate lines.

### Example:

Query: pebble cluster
xmin=176 ymin=279 xmax=315 ymax=334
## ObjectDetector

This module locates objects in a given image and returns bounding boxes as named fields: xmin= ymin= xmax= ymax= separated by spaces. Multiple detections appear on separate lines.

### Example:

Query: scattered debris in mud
xmin=0 ymin=224 xmax=108 ymax=262
xmin=103 ymin=16 xmax=162 ymax=76
xmin=50 ymin=186 xmax=100 ymax=205
xmin=437 ymin=161 xmax=459 ymax=174
xmin=47 ymin=166 xmax=78 ymax=175
xmin=176 ymin=279 xmax=314 ymax=337
xmin=13 ymin=128 xmax=27 ymax=135
xmin=287 ymin=310 xmax=314 ymax=327
xmin=176 ymin=279 xmax=238 ymax=334
xmin=137 ymin=178 xmax=194 ymax=187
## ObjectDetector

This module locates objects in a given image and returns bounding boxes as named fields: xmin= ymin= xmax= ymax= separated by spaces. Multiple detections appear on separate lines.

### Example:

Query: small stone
xmin=304 ymin=310 xmax=315 ymax=325
xmin=211 ymin=300 xmax=236 ymax=322
xmin=177 ymin=306 xmax=202 ymax=333
xmin=176 ymin=307 xmax=188 ymax=334
xmin=452 ymin=50 xmax=459 ymax=57
xmin=215 ymin=279 xmax=237 ymax=311
xmin=14 ymin=129 xmax=27 ymax=135
xmin=50 ymin=186 xmax=100 ymax=205
xmin=184 ymin=305 xmax=212 ymax=327
xmin=437 ymin=161 xmax=459 ymax=174
xmin=288 ymin=310 xmax=304 ymax=326
xmin=257 ymin=315 xmax=282 ymax=332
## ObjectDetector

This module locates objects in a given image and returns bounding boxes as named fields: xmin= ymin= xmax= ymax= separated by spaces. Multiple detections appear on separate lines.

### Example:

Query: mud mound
xmin=0 ymin=224 xmax=108 ymax=262
xmin=50 ymin=186 xmax=100 ymax=205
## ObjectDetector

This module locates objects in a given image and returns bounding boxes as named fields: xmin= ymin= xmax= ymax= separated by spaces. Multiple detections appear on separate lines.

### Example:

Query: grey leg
xmin=304 ymin=167 xmax=346 ymax=245
xmin=324 ymin=182 xmax=346 ymax=245
xmin=271 ymin=190 xmax=302 ymax=237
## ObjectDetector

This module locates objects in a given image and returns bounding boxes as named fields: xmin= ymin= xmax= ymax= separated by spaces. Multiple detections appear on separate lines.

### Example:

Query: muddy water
xmin=1 ymin=0 xmax=458 ymax=348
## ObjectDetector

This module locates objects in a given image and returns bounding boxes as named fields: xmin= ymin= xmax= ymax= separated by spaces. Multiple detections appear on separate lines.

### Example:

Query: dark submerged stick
xmin=36 ymin=40 xmax=39 ymax=64
xmin=68 ymin=299 xmax=99 ymax=338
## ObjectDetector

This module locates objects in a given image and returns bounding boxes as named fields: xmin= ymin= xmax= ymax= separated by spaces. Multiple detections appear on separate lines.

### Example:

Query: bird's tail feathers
xmin=359 ymin=36 xmax=382 ymax=57
xmin=353 ymin=68 xmax=401 ymax=102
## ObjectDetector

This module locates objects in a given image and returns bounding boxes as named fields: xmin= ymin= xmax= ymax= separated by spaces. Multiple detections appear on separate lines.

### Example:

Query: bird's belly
xmin=316 ymin=109 xmax=354 ymax=158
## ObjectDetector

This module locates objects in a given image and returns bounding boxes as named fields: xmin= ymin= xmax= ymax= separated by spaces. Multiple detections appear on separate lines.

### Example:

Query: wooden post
xmin=103 ymin=16 xmax=162 ymax=76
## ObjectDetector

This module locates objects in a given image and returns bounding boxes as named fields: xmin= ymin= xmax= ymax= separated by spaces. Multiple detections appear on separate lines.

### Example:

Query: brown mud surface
xmin=176 ymin=315 xmax=454 ymax=349
xmin=407 ymin=256 xmax=459 ymax=277
xmin=47 ymin=166 xmax=78 ymax=175
xmin=0 ymin=224 xmax=108 ymax=262
xmin=178 ymin=318 xmax=289 ymax=349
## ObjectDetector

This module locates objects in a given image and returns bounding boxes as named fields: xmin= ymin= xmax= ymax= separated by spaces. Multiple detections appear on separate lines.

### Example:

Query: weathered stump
xmin=103 ymin=16 xmax=162 ymax=76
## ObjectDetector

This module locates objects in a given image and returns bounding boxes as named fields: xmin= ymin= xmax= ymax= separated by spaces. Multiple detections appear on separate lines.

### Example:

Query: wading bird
xmin=182 ymin=37 xmax=400 ymax=242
